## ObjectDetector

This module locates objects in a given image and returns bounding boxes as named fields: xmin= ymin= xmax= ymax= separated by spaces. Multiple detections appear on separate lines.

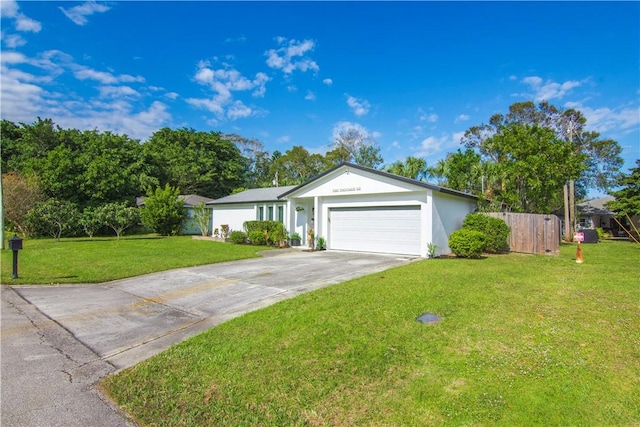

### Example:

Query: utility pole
xmin=568 ymin=124 xmax=576 ymax=240
xmin=569 ymin=179 xmax=576 ymax=240
xmin=0 ymin=171 xmax=4 ymax=250
xmin=563 ymin=183 xmax=571 ymax=242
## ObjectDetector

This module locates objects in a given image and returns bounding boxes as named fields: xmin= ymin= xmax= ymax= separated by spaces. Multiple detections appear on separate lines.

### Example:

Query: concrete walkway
xmin=1 ymin=250 xmax=414 ymax=426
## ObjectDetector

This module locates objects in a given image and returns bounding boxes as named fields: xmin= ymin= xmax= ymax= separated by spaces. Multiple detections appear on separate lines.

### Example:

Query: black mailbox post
xmin=8 ymin=235 xmax=23 ymax=279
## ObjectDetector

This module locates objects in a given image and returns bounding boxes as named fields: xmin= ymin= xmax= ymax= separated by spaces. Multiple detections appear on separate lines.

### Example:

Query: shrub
xmin=98 ymin=202 xmax=140 ymax=239
xmin=248 ymin=230 xmax=267 ymax=246
xmin=25 ymin=198 xmax=80 ymax=241
xmin=462 ymin=213 xmax=510 ymax=253
xmin=140 ymin=184 xmax=186 ymax=236
xmin=448 ymin=229 xmax=487 ymax=258
xmin=316 ymin=236 xmax=326 ymax=250
xmin=229 ymin=230 xmax=247 ymax=244
xmin=244 ymin=221 xmax=287 ymax=245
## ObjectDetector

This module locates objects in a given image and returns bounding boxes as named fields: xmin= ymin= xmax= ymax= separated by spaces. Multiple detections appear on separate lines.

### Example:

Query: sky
xmin=1 ymin=1 xmax=639 ymax=196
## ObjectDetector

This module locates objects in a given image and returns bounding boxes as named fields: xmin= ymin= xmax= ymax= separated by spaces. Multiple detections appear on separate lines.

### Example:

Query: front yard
xmin=0 ymin=235 xmax=268 ymax=284
xmin=103 ymin=240 xmax=640 ymax=426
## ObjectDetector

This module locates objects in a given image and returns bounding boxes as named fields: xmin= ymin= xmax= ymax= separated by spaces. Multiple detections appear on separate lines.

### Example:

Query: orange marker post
xmin=575 ymin=241 xmax=584 ymax=264
xmin=574 ymin=232 xmax=585 ymax=264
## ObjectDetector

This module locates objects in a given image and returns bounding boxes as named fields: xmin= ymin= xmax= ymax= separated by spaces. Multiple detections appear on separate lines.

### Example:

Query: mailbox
xmin=8 ymin=235 xmax=23 ymax=251
xmin=8 ymin=235 xmax=23 ymax=279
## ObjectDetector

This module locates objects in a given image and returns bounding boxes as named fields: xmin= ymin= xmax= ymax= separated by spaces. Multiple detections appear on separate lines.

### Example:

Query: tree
xmin=1 ymin=172 xmax=44 ymax=236
xmin=143 ymin=128 xmax=246 ymax=198
xmin=606 ymin=160 xmax=640 ymax=217
xmin=25 ymin=199 xmax=79 ymax=241
xmin=140 ymin=184 xmax=186 ymax=236
xmin=462 ymin=101 xmax=623 ymax=195
xmin=76 ymin=130 xmax=146 ymax=206
xmin=386 ymin=156 xmax=428 ymax=181
xmin=479 ymin=123 xmax=584 ymax=213
xmin=332 ymin=128 xmax=384 ymax=169
xmin=224 ymin=133 xmax=273 ymax=188
xmin=98 ymin=202 xmax=140 ymax=238
xmin=426 ymin=149 xmax=483 ymax=194
xmin=191 ymin=201 xmax=211 ymax=236
xmin=79 ymin=206 xmax=104 ymax=238
xmin=269 ymin=146 xmax=326 ymax=185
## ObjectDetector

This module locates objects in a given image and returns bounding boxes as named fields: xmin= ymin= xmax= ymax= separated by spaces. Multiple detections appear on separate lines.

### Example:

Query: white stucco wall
xmin=211 ymin=204 xmax=256 ymax=234
xmin=212 ymin=202 xmax=288 ymax=236
xmin=431 ymin=192 xmax=477 ymax=255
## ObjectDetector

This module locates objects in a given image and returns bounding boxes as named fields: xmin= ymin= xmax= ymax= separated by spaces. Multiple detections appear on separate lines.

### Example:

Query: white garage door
xmin=329 ymin=206 xmax=422 ymax=255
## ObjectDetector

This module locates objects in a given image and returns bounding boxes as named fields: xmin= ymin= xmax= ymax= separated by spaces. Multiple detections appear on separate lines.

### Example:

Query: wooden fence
xmin=485 ymin=212 xmax=561 ymax=255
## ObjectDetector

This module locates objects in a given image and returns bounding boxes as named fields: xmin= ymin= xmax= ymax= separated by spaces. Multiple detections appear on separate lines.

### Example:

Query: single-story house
xmin=137 ymin=194 xmax=214 ymax=235
xmin=576 ymin=195 xmax=639 ymax=238
xmin=209 ymin=162 xmax=478 ymax=257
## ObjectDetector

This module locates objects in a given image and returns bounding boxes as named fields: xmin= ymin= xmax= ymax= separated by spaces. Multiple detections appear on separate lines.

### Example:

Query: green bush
xmin=248 ymin=230 xmax=267 ymax=246
xmin=243 ymin=221 xmax=282 ymax=235
xmin=462 ymin=213 xmax=510 ymax=253
xmin=140 ymin=184 xmax=186 ymax=236
xmin=229 ymin=230 xmax=247 ymax=244
xmin=448 ymin=229 xmax=487 ymax=258
xmin=244 ymin=221 xmax=286 ymax=245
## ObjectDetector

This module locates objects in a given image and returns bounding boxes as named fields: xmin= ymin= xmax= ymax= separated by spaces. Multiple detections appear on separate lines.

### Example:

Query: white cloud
xmin=565 ymin=101 xmax=640 ymax=134
xmin=277 ymin=135 xmax=290 ymax=143
xmin=331 ymin=121 xmax=377 ymax=142
xmin=186 ymin=61 xmax=270 ymax=121
xmin=2 ymin=32 xmax=27 ymax=48
xmin=519 ymin=75 xmax=586 ymax=102
xmin=0 ymin=0 xmax=41 ymax=37
xmin=413 ymin=133 xmax=462 ymax=159
xmin=98 ymin=85 xmax=140 ymax=98
xmin=59 ymin=1 xmax=111 ymax=26
xmin=0 ymin=47 xmax=171 ymax=141
xmin=418 ymin=109 xmax=438 ymax=122
xmin=0 ymin=0 xmax=19 ymax=18
xmin=346 ymin=94 xmax=370 ymax=116
xmin=305 ymin=90 xmax=316 ymax=101
xmin=226 ymin=100 xmax=253 ymax=120
xmin=323 ymin=78 xmax=333 ymax=86
xmin=74 ymin=66 xmax=145 ymax=85
xmin=265 ymin=37 xmax=319 ymax=74
xmin=455 ymin=114 xmax=470 ymax=123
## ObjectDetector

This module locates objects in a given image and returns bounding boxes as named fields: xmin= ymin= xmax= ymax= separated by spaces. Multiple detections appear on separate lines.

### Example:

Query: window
xmin=268 ymin=206 xmax=274 ymax=220
xmin=278 ymin=206 xmax=284 ymax=222
xmin=258 ymin=206 xmax=264 ymax=220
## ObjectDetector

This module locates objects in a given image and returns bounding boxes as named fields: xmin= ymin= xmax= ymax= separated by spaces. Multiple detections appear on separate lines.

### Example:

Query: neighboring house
xmin=576 ymin=195 xmax=639 ymax=238
xmin=209 ymin=162 xmax=478 ymax=257
xmin=576 ymin=196 xmax=615 ymax=232
xmin=137 ymin=194 xmax=214 ymax=235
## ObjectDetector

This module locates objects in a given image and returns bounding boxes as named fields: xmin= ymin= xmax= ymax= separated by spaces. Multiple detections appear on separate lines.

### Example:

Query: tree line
xmin=1 ymin=100 xmax=631 ymax=238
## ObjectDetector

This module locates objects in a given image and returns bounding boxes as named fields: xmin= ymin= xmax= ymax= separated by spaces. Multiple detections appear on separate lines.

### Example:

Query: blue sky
xmin=1 ymin=1 xmax=639 ymax=193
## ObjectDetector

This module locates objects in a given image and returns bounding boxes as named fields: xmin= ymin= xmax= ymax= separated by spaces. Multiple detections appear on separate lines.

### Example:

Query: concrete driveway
xmin=1 ymin=249 xmax=414 ymax=426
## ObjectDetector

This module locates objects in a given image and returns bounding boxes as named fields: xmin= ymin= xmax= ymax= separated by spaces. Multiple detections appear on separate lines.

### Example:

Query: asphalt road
xmin=1 ymin=249 xmax=415 ymax=426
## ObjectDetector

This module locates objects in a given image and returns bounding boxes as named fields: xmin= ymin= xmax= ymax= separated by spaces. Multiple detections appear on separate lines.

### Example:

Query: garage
xmin=329 ymin=206 xmax=422 ymax=255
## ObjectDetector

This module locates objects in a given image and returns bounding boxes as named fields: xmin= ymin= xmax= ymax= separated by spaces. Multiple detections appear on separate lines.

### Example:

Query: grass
xmin=0 ymin=235 xmax=269 ymax=284
xmin=103 ymin=240 xmax=640 ymax=426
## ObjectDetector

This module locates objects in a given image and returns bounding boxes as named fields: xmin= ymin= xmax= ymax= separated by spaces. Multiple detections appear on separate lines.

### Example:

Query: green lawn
xmin=103 ymin=241 xmax=640 ymax=426
xmin=1 ymin=235 xmax=269 ymax=284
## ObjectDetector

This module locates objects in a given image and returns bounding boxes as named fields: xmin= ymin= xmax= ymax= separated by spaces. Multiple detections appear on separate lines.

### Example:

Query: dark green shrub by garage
xmin=248 ymin=230 xmax=268 ymax=245
xmin=229 ymin=230 xmax=247 ymax=244
xmin=449 ymin=229 xmax=487 ymax=258
xmin=244 ymin=220 xmax=286 ymax=246
xmin=462 ymin=213 xmax=510 ymax=253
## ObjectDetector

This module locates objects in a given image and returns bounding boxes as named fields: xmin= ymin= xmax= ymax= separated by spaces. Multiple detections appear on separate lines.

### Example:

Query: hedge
xmin=462 ymin=213 xmax=510 ymax=253
xmin=448 ymin=229 xmax=487 ymax=258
